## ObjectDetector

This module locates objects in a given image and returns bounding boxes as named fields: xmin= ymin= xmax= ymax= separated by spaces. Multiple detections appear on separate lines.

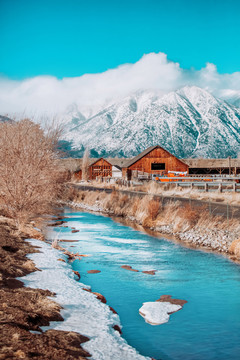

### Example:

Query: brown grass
xmin=229 ymin=239 xmax=240 ymax=258
xmin=69 ymin=188 xmax=240 ymax=250
xmin=147 ymin=199 xmax=160 ymax=220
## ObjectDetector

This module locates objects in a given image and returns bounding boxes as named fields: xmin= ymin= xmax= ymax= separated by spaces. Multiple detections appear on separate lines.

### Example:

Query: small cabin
xmin=89 ymin=158 xmax=112 ymax=180
xmin=122 ymin=145 xmax=189 ymax=180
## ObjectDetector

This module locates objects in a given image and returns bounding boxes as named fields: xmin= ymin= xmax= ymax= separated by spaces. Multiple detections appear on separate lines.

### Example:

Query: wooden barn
xmin=122 ymin=145 xmax=189 ymax=180
xmin=185 ymin=158 xmax=240 ymax=175
xmin=89 ymin=158 xmax=112 ymax=180
xmin=90 ymin=158 xmax=131 ymax=180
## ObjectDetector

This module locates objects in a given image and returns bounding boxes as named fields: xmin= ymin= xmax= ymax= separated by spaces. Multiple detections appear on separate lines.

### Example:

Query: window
xmin=151 ymin=163 xmax=165 ymax=170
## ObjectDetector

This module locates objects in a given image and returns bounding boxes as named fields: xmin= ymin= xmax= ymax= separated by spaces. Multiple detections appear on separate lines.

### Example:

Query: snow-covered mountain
xmin=0 ymin=115 xmax=15 ymax=124
xmin=61 ymin=86 xmax=240 ymax=158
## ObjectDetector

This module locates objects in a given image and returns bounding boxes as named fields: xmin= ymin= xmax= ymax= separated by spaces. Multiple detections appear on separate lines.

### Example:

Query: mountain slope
xmin=0 ymin=115 xmax=15 ymax=124
xmin=62 ymin=86 xmax=240 ymax=158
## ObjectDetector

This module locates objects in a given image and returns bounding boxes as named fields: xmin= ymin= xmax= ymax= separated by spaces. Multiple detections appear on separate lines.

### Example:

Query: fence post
xmin=218 ymin=183 xmax=222 ymax=193
xmin=227 ymin=201 xmax=229 ymax=227
xmin=233 ymin=182 xmax=236 ymax=192
xmin=205 ymin=183 xmax=208 ymax=192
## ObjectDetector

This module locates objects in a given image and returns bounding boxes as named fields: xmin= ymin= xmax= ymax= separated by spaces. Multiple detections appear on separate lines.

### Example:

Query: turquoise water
xmin=51 ymin=209 xmax=240 ymax=360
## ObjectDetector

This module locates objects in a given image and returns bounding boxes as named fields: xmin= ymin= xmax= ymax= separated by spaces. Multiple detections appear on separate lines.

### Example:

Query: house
xmin=122 ymin=145 xmax=189 ymax=180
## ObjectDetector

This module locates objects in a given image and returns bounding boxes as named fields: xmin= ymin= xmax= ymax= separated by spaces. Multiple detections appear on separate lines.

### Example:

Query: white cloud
xmin=1 ymin=52 xmax=240 ymax=118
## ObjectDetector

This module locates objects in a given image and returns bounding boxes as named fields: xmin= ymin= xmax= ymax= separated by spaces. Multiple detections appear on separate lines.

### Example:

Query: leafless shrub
xmin=132 ymin=197 xmax=141 ymax=215
xmin=82 ymin=147 xmax=90 ymax=181
xmin=177 ymin=204 xmax=199 ymax=226
xmin=0 ymin=119 xmax=64 ymax=225
xmin=229 ymin=239 xmax=240 ymax=258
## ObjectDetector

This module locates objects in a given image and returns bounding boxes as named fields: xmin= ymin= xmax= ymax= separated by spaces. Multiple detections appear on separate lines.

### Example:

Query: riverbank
xmin=0 ymin=215 xmax=90 ymax=360
xmin=0 ymin=212 xmax=151 ymax=360
xmin=49 ymin=208 xmax=240 ymax=360
xmin=65 ymin=188 xmax=240 ymax=262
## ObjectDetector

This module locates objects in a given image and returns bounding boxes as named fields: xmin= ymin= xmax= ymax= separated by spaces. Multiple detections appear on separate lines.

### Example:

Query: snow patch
xmin=139 ymin=301 xmax=182 ymax=325
xmin=21 ymin=239 xmax=149 ymax=360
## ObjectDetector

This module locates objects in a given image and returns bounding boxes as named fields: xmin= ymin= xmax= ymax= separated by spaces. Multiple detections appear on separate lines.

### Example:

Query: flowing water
xmin=50 ymin=208 xmax=240 ymax=360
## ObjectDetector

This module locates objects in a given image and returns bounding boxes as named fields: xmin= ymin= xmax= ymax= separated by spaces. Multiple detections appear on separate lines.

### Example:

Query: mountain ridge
xmin=61 ymin=86 xmax=240 ymax=159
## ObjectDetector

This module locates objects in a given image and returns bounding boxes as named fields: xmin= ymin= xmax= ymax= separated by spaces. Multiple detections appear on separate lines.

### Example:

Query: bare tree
xmin=0 ymin=119 xmax=64 ymax=225
xmin=82 ymin=147 xmax=90 ymax=181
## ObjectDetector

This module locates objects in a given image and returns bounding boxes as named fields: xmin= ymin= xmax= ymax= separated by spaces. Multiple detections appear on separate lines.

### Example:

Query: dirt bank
xmin=0 ymin=216 xmax=90 ymax=360
xmin=64 ymin=188 xmax=240 ymax=262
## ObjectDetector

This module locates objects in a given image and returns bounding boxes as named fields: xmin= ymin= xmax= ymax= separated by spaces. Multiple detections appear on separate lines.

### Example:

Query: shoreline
xmin=65 ymin=190 xmax=240 ymax=264
xmin=25 ymin=225 xmax=150 ymax=360
xmin=0 ymin=216 xmax=90 ymax=360
xmin=0 ymin=214 xmax=150 ymax=360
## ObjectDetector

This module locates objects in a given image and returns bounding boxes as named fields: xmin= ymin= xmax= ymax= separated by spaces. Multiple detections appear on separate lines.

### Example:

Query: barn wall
xmin=126 ymin=148 xmax=188 ymax=179
xmin=112 ymin=166 xmax=122 ymax=178
xmin=74 ymin=170 xmax=82 ymax=180
xmin=90 ymin=158 xmax=112 ymax=180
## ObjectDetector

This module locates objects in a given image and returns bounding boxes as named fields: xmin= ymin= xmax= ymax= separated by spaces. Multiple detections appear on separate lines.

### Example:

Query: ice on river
xmin=21 ymin=239 xmax=149 ymax=360
xmin=139 ymin=302 xmax=182 ymax=325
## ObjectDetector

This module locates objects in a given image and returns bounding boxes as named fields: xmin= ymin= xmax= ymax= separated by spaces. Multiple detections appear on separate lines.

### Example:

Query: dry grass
xmin=139 ymin=181 xmax=240 ymax=206
xmin=147 ymin=199 xmax=160 ymax=220
xmin=70 ymin=189 xmax=240 ymax=249
xmin=229 ymin=239 xmax=240 ymax=258
xmin=21 ymin=260 xmax=36 ymax=272
xmin=84 ymin=179 xmax=240 ymax=206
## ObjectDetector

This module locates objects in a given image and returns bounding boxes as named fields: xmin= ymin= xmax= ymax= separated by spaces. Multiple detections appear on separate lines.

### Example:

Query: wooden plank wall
xmin=90 ymin=158 xmax=112 ymax=180
xmin=126 ymin=148 xmax=188 ymax=179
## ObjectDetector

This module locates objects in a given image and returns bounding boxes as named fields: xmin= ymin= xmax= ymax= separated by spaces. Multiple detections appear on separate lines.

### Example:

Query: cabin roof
xmin=123 ymin=145 xmax=188 ymax=168
xmin=90 ymin=157 xmax=112 ymax=167
xmin=106 ymin=158 xmax=132 ymax=168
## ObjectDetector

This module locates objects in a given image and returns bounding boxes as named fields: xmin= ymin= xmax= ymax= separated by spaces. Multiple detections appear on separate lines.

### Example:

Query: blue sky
xmin=1 ymin=0 xmax=240 ymax=79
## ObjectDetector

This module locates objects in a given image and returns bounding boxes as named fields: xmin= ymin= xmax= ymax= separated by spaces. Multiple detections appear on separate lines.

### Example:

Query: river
xmin=49 ymin=208 xmax=240 ymax=360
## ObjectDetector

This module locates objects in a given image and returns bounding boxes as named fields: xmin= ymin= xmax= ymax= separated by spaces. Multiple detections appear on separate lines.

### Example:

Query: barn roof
xmin=90 ymin=157 xmax=112 ymax=167
xmin=185 ymin=158 xmax=240 ymax=168
xmin=123 ymin=145 xmax=188 ymax=168
xmin=106 ymin=158 xmax=132 ymax=168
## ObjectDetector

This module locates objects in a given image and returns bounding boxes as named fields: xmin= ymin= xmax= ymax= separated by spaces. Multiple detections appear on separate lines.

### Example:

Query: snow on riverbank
xmin=139 ymin=302 xmax=182 ymax=325
xmin=21 ymin=239 xmax=149 ymax=360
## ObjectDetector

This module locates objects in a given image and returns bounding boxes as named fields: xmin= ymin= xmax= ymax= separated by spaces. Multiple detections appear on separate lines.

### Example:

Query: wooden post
xmin=218 ymin=183 xmax=222 ymax=193
xmin=205 ymin=183 xmax=208 ymax=192
xmin=233 ymin=182 xmax=236 ymax=192
xmin=227 ymin=201 xmax=229 ymax=227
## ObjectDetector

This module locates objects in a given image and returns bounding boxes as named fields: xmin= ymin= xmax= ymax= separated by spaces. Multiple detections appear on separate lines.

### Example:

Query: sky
xmin=1 ymin=0 xmax=240 ymax=115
